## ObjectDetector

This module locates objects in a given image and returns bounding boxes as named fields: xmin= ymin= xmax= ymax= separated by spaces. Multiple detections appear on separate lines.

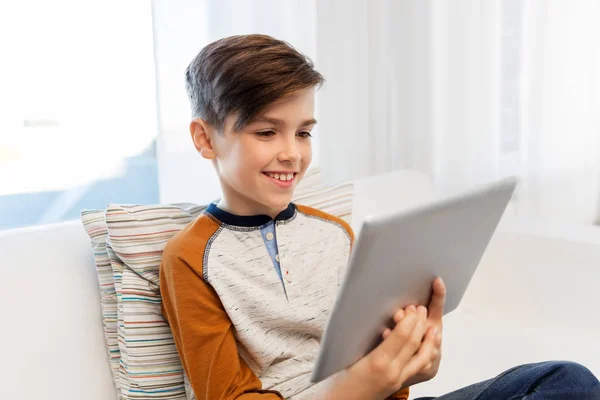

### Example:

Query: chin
xmin=265 ymin=196 xmax=293 ymax=211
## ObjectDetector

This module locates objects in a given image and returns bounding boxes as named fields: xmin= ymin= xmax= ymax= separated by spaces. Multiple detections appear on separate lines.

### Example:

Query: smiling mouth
xmin=262 ymin=172 xmax=297 ymax=182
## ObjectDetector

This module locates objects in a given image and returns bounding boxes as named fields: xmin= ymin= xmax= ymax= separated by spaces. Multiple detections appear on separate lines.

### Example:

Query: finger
xmin=393 ymin=306 xmax=429 ymax=364
xmin=402 ymin=324 xmax=438 ymax=377
xmin=375 ymin=305 xmax=419 ymax=356
xmin=426 ymin=325 xmax=442 ymax=365
xmin=383 ymin=308 xmax=406 ymax=341
xmin=393 ymin=309 xmax=405 ymax=324
xmin=422 ymin=325 xmax=442 ymax=353
xmin=428 ymin=277 xmax=447 ymax=321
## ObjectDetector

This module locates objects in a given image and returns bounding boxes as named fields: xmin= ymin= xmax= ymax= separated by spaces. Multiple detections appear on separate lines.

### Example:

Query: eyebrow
xmin=250 ymin=116 xmax=318 ymax=127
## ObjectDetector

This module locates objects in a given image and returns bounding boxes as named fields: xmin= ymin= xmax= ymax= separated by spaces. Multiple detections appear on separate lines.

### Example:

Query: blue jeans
xmin=415 ymin=361 xmax=600 ymax=400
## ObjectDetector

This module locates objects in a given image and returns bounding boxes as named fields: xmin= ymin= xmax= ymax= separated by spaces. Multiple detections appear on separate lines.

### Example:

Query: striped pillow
xmin=105 ymin=203 xmax=206 ymax=400
xmin=81 ymin=210 xmax=122 ymax=398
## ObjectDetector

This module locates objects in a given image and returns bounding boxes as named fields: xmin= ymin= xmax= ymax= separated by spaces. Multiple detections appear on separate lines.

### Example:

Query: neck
xmin=217 ymin=195 xmax=287 ymax=220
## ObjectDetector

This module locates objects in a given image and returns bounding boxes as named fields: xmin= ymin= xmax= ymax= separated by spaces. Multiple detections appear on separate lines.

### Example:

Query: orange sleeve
xmin=160 ymin=218 xmax=283 ymax=400
xmin=387 ymin=387 xmax=410 ymax=399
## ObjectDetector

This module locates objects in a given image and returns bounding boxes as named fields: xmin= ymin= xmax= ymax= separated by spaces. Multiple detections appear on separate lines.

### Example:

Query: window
xmin=0 ymin=0 xmax=159 ymax=230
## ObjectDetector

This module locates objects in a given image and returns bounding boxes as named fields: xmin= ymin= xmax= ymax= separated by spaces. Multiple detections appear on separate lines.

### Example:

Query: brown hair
xmin=185 ymin=34 xmax=324 ymax=132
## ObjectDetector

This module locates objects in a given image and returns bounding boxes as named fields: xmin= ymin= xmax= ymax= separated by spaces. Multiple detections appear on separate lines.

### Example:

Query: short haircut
xmin=185 ymin=34 xmax=324 ymax=132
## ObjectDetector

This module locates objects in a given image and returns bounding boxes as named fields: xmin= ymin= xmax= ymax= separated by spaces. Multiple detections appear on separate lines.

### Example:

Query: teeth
xmin=267 ymin=173 xmax=294 ymax=182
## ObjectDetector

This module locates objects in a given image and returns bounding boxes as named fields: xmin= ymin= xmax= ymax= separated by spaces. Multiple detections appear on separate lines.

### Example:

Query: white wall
xmin=152 ymin=0 xmax=319 ymax=204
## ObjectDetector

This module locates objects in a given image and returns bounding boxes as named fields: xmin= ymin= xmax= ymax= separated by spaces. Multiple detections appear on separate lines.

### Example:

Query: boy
xmin=159 ymin=34 xmax=600 ymax=400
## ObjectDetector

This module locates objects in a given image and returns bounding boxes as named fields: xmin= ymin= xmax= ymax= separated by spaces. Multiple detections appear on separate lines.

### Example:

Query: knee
xmin=545 ymin=361 xmax=599 ymax=387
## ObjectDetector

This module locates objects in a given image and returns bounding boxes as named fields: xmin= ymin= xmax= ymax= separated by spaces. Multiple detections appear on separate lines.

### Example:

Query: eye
xmin=256 ymin=130 xmax=276 ymax=138
xmin=297 ymin=131 xmax=312 ymax=139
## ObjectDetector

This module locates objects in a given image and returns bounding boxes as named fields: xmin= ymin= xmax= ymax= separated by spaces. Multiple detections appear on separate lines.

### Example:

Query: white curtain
xmin=153 ymin=0 xmax=600 ymax=225
xmin=316 ymin=0 xmax=600 ymax=226
xmin=518 ymin=0 xmax=600 ymax=225
xmin=316 ymin=0 xmax=509 ymax=191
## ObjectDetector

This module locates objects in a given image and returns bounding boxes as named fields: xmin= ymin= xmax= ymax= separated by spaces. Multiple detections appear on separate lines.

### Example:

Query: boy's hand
xmin=343 ymin=303 xmax=438 ymax=399
xmin=384 ymin=277 xmax=446 ymax=387
xmin=314 ymin=278 xmax=446 ymax=400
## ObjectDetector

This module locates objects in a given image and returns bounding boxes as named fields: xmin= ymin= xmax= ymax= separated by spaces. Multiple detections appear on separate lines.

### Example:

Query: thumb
xmin=428 ymin=277 xmax=446 ymax=321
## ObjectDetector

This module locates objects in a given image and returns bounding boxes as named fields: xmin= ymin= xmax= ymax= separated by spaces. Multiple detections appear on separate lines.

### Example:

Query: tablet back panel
xmin=311 ymin=177 xmax=517 ymax=383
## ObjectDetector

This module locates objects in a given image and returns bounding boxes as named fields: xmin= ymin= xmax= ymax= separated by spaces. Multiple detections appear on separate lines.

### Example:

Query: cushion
xmin=105 ymin=203 xmax=206 ymax=400
xmin=81 ymin=210 xmax=121 ymax=396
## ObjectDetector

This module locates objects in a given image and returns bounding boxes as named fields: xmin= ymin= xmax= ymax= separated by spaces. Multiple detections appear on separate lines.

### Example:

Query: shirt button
xmin=266 ymin=232 xmax=274 ymax=241
xmin=275 ymin=254 xmax=280 ymax=262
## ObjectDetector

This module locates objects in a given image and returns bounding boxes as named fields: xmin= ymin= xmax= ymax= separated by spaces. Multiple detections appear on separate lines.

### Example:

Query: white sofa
xmin=1 ymin=171 xmax=599 ymax=399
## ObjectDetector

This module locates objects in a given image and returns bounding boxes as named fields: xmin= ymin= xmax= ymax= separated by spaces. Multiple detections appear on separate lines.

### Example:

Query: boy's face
xmin=191 ymin=88 xmax=315 ymax=218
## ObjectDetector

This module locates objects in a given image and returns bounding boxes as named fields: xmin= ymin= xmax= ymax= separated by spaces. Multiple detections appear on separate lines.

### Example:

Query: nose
xmin=277 ymin=135 xmax=301 ymax=163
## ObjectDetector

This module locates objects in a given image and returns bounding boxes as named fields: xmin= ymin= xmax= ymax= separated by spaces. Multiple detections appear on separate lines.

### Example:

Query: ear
xmin=190 ymin=118 xmax=216 ymax=160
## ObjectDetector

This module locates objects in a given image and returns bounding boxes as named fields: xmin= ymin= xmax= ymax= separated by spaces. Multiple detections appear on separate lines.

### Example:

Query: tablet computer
xmin=310 ymin=177 xmax=517 ymax=383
